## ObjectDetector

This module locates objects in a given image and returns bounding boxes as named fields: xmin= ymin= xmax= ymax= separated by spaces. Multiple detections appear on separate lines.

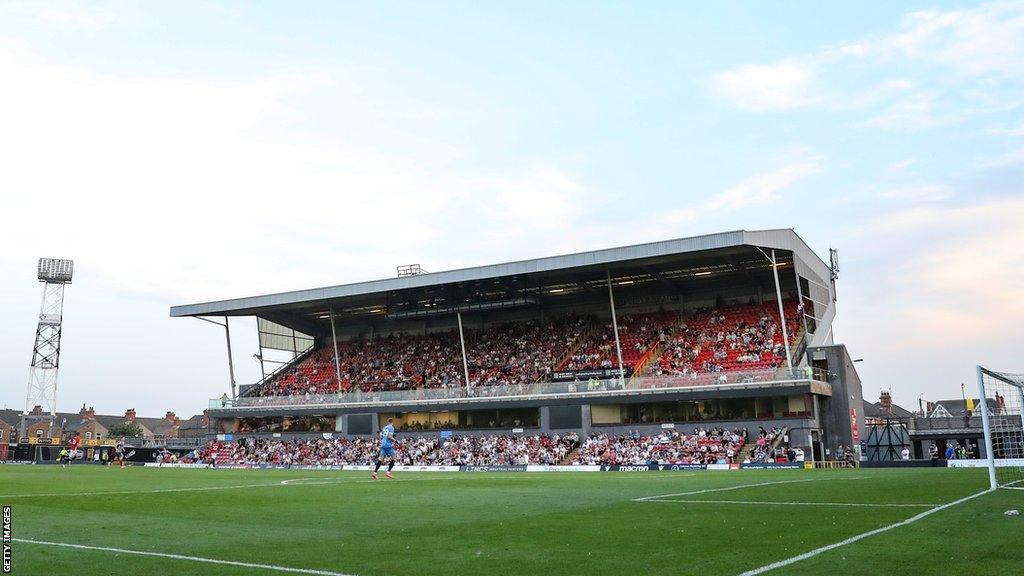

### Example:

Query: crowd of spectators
xmin=563 ymin=312 xmax=676 ymax=371
xmin=465 ymin=317 xmax=587 ymax=386
xmin=652 ymin=302 xmax=801 ymax=377
xmin=193 ymin=433 xmax=578 ymax=467
xmin=248 ymin=302 xmax=804 ymax=398
xmin=252 ymin=318 xmax=589 ymax=398
xmin=188 ymin=426 xmax=818 ymax=468
xmin=418 ymin=433 xmax=577 ymax=466
xmin=574 ymin=427 xmax=748 ymax=465
xmin=253 ymin=332 xmax=465 ymax=398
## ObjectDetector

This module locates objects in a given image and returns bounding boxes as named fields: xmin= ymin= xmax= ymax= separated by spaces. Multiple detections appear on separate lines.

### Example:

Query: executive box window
xmin=227 ymin=415 xmax=336 ymax=433
xmin=380 ymin=408 xmax=540 ymax=431
xmin=591 ymin=395 xmax=813 ymax=425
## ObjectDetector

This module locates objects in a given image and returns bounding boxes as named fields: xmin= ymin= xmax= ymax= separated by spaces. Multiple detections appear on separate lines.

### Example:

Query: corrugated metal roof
xmin=171 ymin=228 xmax=830 ymax=317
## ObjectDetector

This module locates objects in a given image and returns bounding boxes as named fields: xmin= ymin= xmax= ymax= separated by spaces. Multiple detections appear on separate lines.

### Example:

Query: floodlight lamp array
xmin=38 ymin=258 xmax=74 ymax=283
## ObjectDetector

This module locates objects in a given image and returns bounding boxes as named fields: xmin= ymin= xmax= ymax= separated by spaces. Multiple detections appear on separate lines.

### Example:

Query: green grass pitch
xmin=2 ymin=465 xmax=1021 ymax=575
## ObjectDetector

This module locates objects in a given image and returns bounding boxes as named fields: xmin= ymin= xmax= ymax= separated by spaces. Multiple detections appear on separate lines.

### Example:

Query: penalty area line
xmin=735 ymin=488 xmax=992 ymax=576
xmin=0 ymin=482 xmax=284 ymax=499
xmin=645 ymin=499 xmax=936 ymax=508
xmin=633 ymin=476 xmax=866 ymax=502
xmin=14 ymin=538 xmax=358 ymax=576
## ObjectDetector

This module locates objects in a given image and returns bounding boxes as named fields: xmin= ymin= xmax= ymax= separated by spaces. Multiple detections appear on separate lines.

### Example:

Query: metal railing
xmin=120 ymin=436 xmax=207 ymax=448
xmin=912 ymin=415 xmax=1022 ymax=432
xmin=211 ymin=367 xmax=828 ymax=410
xmin=243 ymin=345 xmax=319 ymax=397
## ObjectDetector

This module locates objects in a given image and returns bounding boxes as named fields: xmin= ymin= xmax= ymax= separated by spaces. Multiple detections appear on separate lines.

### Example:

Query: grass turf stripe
xmin=735 ymin=488 xmax=992 ymax=575
xmin=13 ymin=538 xmax=359 ymax=576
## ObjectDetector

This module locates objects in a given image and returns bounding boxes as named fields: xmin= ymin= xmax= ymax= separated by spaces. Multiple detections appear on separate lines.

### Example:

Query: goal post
xmin=976 ymin=365 xmax=1024 ymax=490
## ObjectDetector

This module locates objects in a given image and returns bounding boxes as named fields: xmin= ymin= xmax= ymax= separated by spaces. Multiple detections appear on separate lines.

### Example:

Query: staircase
xmin=736 ymin=439 xmax=757 ymax=463
xmin=741 ymin=426 xmax=791 ymax=462
xmin=788 ymin=327 xmax=807 ymax=367
xmin=632 ymin=341 xmax=663 ymax=377
xmin=554 ymin=321 xmax=599 ymax=371
xmin=769 ymin=426 xmax=790 ymax=453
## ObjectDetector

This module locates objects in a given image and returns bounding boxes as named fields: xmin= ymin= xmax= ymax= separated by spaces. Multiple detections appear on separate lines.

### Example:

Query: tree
xmin=107 ymin=421 xmax=143 ymax=438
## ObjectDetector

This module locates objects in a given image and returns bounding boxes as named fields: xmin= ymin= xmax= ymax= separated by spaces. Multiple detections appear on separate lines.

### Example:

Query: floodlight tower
xmin=22 ymin=258 xmax=74 ymax=438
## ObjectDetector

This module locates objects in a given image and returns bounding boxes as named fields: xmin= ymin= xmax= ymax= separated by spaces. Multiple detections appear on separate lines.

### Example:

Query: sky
xmin=1 ymin=1 xmax=1022 ymax=417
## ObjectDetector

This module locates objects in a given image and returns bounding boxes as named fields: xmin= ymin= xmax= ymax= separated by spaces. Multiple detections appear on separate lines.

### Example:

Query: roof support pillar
xmin=224 ymin=316 xmax=237 ymax=400
xmin=255 ymin=322 xmax=267 ymax=382
xmin=606 ymin=270 xmax=626 ymax=383
xmin=758 ymin=248 xmax=793 ymax=370
xmin=329 ymin=304 xmax=342 ymax=388
xmin=793 ymin=261 xmax=810 ymax=338
xmin=457 ymin=311 xmax=471 ymax=390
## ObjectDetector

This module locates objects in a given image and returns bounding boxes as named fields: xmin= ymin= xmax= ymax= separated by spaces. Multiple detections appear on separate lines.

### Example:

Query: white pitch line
xmin=0 ymin=475 xmax=419 ymax=498
xmin=13 ymin=538 xmax=357 ymax=576
xmin=642 ymin=499 xmax=936 ymax=508
xmin=632 ymin=476 xmax=866 ymax=501
xmin=736 ymin=489 xmax=992 ymax=576
xmin=0 ymin=475 xmax=391 ymax=498
xmin=337 ymin=472 xmax=702 ymax=485
xmin=0 ymin=471 xmax=619 ymax=499
xmin=2 ymin=467 xmax=702 ymax=499
xmin=0 ymin=482 xmax=285 ymax=499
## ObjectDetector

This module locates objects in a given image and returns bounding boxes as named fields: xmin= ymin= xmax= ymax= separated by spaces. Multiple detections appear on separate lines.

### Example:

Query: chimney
xmin=879 ymin=391 xmax=893 ymax=413
xmin=201 ymin=410 xmax=209 ymax=427
xmin=125 ymin=408 xmax=136 ymax=422
xmin=165 ymin=411 xmax=179 ymax=424
xmin=926 ymin=401 xmax=935 ymax=415
xmin=31 ymin=405 xmax=43 ymax=415
xmin=79 ymin=404 xmax=95 ymax=419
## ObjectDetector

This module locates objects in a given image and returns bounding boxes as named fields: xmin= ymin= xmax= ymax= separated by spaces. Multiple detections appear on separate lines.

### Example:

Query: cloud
xmin=987 ymin=121 xmax=1024 ymax=136
xmin=711 ymin=2 xmax=1024 ymax=128
xmin=868 ymin=197 xmax=1024 ymax=346
xmin=878 ymin=184 xmax=951 ymax=202
xmin=38 ymin=7 xmax=109 ymax=28
xmin=0 ymin=44 xmax=591 ymax=301
xmin=660 ymin=158 xmax=821 ymax=226
xmin=889 ymin=158 xmax=916 ymax=171
xmin=706 ymin=161 xmax=821 ymax=211
xmin=863 ymin=93 xmax=965 ymax=131
xmin=712 ymin=62 xmax=817 ymax=112
xmin=837 ymin=196 xmax=1024 ymax=405
xmin=885 ymin=3 xmax=1024 ymax=78
xmin=977 ymin=147 xmax=1024 ymax=168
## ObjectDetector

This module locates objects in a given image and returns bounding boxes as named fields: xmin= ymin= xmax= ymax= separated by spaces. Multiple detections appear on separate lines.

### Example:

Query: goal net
xmin=977 ymin=366 xmax=1024 ymax=490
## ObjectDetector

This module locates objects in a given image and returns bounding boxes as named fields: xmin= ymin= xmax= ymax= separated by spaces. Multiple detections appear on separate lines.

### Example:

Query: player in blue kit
xmin=372 ymin=417 xmax=397 ymax=480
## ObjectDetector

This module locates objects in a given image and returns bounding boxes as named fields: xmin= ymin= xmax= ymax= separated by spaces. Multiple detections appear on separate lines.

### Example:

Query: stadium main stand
xmin=174 ymin=230 xmax=864 ymax=463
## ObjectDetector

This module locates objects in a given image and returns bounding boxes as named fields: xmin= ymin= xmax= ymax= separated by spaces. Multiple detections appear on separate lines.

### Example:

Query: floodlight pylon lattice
xmin=976 ymin=366 xmax=1024 ymax=490
xmin=22 ymin=258 xmax=73 ymax=438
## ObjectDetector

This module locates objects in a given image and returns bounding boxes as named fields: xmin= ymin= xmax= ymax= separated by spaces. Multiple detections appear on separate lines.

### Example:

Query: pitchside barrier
xmin=8 ymin=445 xmax=194 ymax=464
xmin=142 ymin=462 xmax=812 ymax=472
xmin=140 ymin=459 xmax=1002 ymax=472
xmin=947 ymin=458 xmax=1024 ymax=469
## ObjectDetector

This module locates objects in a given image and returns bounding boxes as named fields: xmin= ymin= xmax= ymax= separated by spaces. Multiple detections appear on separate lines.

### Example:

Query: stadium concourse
xmin=172 ymin=230 xmax=867 ymax=465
